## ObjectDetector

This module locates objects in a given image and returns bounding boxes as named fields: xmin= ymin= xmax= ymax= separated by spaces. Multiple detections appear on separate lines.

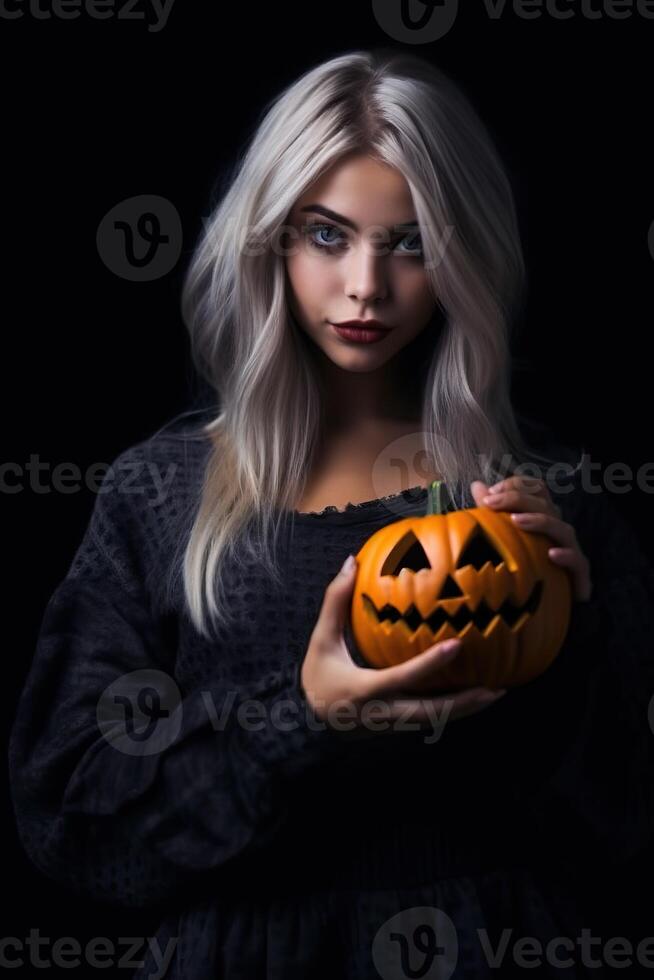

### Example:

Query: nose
xmin=344 ymin=242 xmax=389 ymax=304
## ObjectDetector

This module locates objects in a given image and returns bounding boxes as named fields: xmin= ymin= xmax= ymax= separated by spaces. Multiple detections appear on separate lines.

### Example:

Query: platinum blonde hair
xmin=173 ymin=48 xmax=574 ymax=639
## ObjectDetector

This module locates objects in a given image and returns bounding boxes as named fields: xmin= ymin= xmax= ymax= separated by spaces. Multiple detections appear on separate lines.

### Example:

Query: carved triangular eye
xmin=456 ymin=526 xmax=504 ymax=570
xmin=381 ymin=530 xmax=432 ymax=576
xmin=440 ymin=574 xmax=464 ymax=598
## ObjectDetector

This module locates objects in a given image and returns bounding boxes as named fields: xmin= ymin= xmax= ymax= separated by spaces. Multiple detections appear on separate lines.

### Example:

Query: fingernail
xmin=436 ymin=643 xmax=459 ymax=661
xmin=340 ymin=554 xmax=356 ymax=574
xmin=478 ymin=688 xmax=506 ymax=702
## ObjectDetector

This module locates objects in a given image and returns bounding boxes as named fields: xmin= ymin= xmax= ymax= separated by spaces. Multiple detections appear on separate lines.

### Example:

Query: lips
xmin=332 ymin=320 xmax=391 ymax=331
xmin=330 ymin=322 xmax=391 ymax=344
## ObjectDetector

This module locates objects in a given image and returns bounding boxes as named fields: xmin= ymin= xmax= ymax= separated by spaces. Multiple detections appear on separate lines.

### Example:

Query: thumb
xmin=470 ymin=480 xmax=491 ymax=508
xmin=317 ymin=554 xmax=358 ymax=644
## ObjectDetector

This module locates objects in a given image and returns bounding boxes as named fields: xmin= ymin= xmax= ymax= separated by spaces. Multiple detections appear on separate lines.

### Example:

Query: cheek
xmin=287 ymin=247 xmax=316 ymax=290
xmin=287 ymin=251 xmax=338 ymax=304
xmin=392 ymin=262 xmax=430 ymax=290
xmin=393 ymin=269 xmax=436 ymax=317
xmin=286 ymin=254 xmax=313 ymax=313
xmin=285 ymin=259 xmax=331 ymax=333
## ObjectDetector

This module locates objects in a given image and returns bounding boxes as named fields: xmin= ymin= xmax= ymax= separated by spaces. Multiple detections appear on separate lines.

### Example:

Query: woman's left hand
xmin=471 ymin=477 xmax=593 ymax=603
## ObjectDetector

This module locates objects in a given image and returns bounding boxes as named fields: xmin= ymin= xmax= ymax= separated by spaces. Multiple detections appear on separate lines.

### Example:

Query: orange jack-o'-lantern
xmin=350 ymin=481 xmax=572 ymax=691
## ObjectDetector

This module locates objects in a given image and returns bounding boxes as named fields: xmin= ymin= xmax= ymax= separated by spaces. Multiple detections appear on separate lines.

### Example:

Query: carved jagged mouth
xmin=362 ymin=580 xmax=543 ymax=635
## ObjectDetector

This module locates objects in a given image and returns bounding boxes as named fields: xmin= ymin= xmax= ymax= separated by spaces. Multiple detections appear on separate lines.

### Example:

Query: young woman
xmin=9 ymin=49 xmax=654 ymax=978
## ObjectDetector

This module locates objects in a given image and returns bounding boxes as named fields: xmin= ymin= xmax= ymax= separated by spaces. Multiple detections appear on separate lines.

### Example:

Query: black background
xmin=2 ymin=1 xmax=653 ymax=975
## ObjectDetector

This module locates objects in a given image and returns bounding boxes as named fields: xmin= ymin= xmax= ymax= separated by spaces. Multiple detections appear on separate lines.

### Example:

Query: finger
xmin=369 ymin=638 xmax=463 ymax=697
xmin=488 ymin=478 xmax=562 ymax=518
xmin=483 ymin=490 xmax=551 ymax=514
xmin=470 ymin=480 xmax=491 ymax=508
xmin=315 ymin=555 xmax=358 ymax=645
xmin=487 ymin=476 xmax=546 ymax=496
xmin=548 ymin=548 xmax=593 ymax=601
xmin=509 ymin=512 xmax=576 ymax=546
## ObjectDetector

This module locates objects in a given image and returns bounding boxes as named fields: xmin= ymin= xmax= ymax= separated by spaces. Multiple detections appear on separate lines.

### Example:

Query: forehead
xmin=292 ymin=154 xmax=416 ymax=226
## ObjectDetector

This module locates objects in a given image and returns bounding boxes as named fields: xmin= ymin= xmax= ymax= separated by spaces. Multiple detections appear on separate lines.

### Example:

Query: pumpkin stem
xmin=426 ymin=479 xmax=449 ymax=515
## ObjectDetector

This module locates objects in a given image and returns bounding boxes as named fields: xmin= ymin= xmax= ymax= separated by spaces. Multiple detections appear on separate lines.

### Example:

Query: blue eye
xmin=302 ymin=222 xmax=423 ymax=257
xmin=303 ymin=223 xmax=346 ymax=250
xmin=395 ymin=231 xmax=423 ymax=255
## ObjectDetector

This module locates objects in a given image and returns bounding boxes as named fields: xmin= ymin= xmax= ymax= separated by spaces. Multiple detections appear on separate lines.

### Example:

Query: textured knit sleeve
xmin=7 ymin=449 xmax=353 ymax=910
xmin=513 ymin=480 xmax=654 ymax=872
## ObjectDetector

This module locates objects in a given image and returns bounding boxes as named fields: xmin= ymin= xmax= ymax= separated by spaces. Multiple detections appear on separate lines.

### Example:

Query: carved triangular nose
xmin=439 ymin=574 xmax=463 ymax=598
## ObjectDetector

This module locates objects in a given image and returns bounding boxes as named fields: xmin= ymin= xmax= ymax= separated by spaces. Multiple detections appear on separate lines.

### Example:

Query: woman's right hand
xmin=300 ymin=555 xmax=507 ymax=733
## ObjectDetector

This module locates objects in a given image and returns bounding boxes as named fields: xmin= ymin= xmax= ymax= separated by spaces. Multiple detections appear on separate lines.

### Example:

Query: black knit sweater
xmin=8 ymin=415 xmax=654 ymax=978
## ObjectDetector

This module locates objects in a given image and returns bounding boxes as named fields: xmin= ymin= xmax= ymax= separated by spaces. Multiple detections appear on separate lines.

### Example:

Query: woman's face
xmin=284 ymin=153 xmax=438 ymax=374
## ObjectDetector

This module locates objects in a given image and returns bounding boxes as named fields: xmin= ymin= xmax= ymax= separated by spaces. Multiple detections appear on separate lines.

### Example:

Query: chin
xmin=328 ymin=346 xmax=394 ymax=367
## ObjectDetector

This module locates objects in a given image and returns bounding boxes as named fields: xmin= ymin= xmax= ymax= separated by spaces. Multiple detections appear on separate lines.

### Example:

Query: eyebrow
xmin=299 ymin=204 xmax=419 ymax=233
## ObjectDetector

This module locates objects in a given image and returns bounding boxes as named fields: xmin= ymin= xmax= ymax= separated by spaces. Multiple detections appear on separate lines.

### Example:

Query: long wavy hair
xmin=170 ymin=48 xmax=576 ymax=640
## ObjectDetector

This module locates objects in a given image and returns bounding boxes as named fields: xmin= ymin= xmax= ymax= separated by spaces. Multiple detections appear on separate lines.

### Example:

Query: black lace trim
xmin=293 ymin=485 xmax=429 ymax=518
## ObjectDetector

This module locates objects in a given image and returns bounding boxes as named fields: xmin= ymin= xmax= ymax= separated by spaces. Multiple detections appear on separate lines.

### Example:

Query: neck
xmin=316 ymin=347 xmax=424 ymax=439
